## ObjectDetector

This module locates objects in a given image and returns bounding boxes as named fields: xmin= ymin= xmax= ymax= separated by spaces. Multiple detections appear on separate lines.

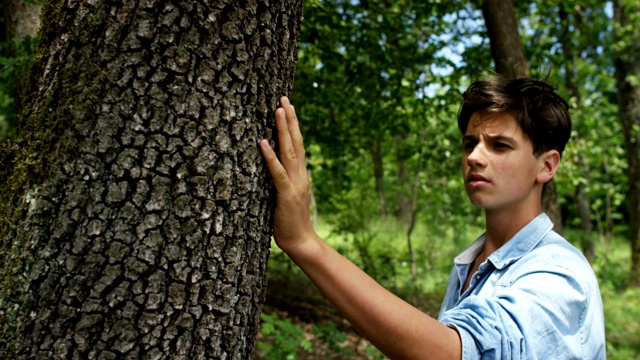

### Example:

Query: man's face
xmin=461 ymin=112 xmax=543 ymax=213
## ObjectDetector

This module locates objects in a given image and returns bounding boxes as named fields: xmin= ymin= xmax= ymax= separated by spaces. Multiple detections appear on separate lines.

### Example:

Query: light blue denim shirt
xmin=438 ymin=213 xmax=605 ymax=359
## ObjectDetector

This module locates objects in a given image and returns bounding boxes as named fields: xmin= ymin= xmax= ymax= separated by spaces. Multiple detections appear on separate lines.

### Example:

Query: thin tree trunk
xmin=576 ymin=179 xmax=595 ymax=261
xmin=614 ymin=0 xmax=640 ymax=288
xmin=394 ymin=134 xmax=413 ymax=225
xmin=0 ymin=0 xmax=303 ymax=357
xmin=371 ymin=140 xmax=388 ymax=217
xmin=481 ymin=0 xmax=529 ymax=79
xmin=309 ymin=169 xmax=318 ymax=229
xmin=603 ymin=154 xmax=614 ymax=240
xmin=559 ymin=6 xmax=593 ymax=260
xmin=405 ymin=128 xmax=425 ymax=292
xmin=541 ymin=180 xmax=563 ymax=233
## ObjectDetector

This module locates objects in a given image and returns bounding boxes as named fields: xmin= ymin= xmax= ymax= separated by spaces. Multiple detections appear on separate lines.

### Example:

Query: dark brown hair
xmin=458 ymin=77 xmax=572 ymax=156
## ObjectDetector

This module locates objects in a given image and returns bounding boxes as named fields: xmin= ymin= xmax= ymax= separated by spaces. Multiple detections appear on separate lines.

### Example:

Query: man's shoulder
xmin=513 ymin=230 xmax=599 ymax=287
xmin=533 ymin=230 xmax=589 ymax=264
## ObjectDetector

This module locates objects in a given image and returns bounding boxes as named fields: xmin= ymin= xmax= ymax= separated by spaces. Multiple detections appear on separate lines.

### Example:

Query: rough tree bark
xmin=481 ymin=0 xmax=563 ymax=233
xmin=614 ymin=0 xmax=640 ymax=287
xmin=0 ymin=0 xmax=303 ymax=358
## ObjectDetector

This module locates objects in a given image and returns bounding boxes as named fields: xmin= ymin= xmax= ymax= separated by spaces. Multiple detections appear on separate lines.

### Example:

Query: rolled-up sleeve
xmin=439 ymin=267 xmax=590 ymax=360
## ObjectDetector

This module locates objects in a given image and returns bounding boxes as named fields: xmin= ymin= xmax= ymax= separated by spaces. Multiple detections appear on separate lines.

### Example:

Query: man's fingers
xmin=261 ymin=97 xmax=307 ymax=189
xmin=275 ymin=105 xmax=302 ymax=183
xmin=280 ymin=97 xmax=307 ymax=171
xmin=260 ymin=139 xmax=291 ymax=191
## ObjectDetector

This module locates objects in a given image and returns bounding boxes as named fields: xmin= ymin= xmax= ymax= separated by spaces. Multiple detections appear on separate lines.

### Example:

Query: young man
xmin=259 ymin=77 xmax=606 ymax=359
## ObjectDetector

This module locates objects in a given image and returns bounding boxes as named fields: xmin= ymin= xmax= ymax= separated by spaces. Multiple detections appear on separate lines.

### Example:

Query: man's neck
xmin=483 ymin=205 xmax=542 ymax=258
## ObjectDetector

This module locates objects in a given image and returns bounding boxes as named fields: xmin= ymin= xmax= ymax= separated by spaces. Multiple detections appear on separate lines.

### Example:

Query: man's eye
xmin=495 ymin=142 xmax=510 ymax=149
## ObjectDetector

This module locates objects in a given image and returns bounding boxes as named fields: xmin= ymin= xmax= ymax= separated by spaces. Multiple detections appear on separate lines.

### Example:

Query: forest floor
xmin=253 ymin=264 xmax=444 ymax=359
xmin=255 ymin=274 xmax=376 ymax=359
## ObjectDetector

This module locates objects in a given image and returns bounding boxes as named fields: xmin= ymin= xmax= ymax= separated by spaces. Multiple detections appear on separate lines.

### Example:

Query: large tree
xmin=481 ymin=0 xmax=563 ymax=232
xmin=614 ymin=0 xmax=640 ymax=287
xmin=0 ymin=0 xmax=303 ymax=358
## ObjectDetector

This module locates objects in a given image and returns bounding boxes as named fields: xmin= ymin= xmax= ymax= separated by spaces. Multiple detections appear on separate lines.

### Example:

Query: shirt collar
xmin=455 ymin=213 xmax=554 ymax=269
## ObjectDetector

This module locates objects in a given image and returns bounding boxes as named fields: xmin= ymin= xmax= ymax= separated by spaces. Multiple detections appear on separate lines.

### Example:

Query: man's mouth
xmin=467 ymin=173 xmax=490 ymax=187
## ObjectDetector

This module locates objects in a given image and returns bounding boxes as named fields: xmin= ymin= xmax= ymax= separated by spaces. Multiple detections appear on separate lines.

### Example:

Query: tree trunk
xmin=576 ymin=179 xmax=595 ymax=260
xmin=309 ymin=169 xmax=318 ymax=229
xmin=614 ymin=0 xmax=640 ymax=288
xmin=394 ymin=134 xmax=413 ymax=225
xmin=0 ymin=0 xmax=303 ymax=358
xmin=371 ymin=140 xmax=387 ymax=217
xmin=541 ymin=180 xmax=563 ymax=233
xmin=481 ymin=0 xmax=563 ymax=233
xmin=481 ymin=0 xmax=529 ymax=79
xmin=405 ymin=127 xmax=425 ymax=292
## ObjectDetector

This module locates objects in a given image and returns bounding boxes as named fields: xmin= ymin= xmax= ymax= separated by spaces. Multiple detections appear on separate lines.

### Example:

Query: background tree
xmin=614 ymin=0 xmax=640 ymax=287
xmin=0 ymin=0 xmax=303 ymax=358
xmin=556 ymin=2 xmax=595 ymax=261
xmin=481 ymin=0 xmax=529 ymax=78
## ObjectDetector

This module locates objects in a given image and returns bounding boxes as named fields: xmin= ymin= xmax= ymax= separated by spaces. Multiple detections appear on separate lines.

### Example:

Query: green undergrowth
xmin=257 ymin=312 xmax=312 ymax=360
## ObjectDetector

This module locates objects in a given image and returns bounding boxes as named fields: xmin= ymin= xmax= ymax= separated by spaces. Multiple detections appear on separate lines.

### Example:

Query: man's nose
xmin=467 ymin=144 xmax=487 ymax=168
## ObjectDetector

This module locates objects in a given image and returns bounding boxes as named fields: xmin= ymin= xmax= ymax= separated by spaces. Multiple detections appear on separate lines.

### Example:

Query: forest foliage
xmin=292 ymin=0 xmax=629 ymax=247
xmin=1 ymin=0 xmax=638 ymax=358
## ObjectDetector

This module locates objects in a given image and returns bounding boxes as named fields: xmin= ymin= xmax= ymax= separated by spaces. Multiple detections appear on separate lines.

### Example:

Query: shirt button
xmin=476 ymin=275 xmax=481 ymax=280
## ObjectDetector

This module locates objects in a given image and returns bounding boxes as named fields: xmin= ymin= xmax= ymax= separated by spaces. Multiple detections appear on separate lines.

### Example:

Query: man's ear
xmin=537 ymin=150 xmax=561 ymax=184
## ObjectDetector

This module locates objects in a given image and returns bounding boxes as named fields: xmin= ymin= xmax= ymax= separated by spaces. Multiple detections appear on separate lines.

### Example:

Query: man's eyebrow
xmin=461 ymin=134 xmax=517 ymax=145
xmin=485 ymin=134 xmax=517 ymax=143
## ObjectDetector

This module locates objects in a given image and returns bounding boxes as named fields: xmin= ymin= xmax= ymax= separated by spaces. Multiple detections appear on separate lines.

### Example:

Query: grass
xmin=265 ymin=216 xmax=639 ymax=359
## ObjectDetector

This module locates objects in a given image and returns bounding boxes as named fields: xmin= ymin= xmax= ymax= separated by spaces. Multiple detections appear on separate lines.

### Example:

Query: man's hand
xmin=260 ymin=97 xmax=316 ymax=254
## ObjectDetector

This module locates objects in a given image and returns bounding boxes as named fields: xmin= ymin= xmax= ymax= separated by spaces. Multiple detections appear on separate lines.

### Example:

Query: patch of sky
xmin=417 ymin=8 xmax=483 ymax=98
xmin=605 ymin=2 xmax=613 ymax=18
xmin=379 ymin=32 xmax=388 ymax=47
xmin=418 ymin=83 xmax=448 ymax=100
xmin=428 ymin=32 xmax=481 ymax=79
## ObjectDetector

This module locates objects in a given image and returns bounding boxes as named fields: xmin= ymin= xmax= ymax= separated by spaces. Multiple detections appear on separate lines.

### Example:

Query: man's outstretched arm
xmin=259 ymin=97 xmax=462 ymax=360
